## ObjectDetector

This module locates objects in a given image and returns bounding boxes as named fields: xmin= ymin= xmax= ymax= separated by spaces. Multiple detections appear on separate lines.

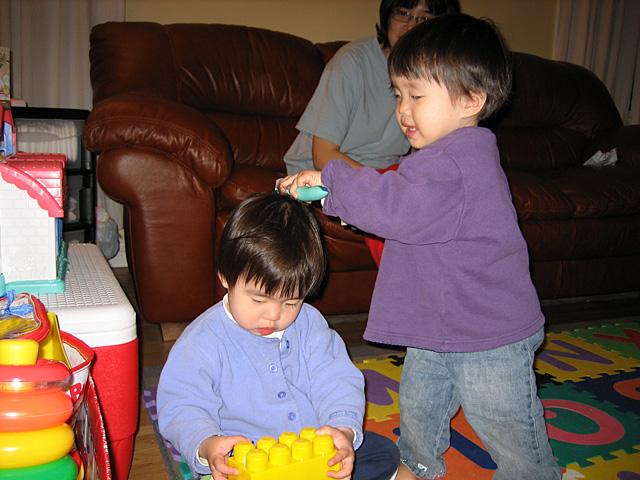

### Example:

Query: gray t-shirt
xmin=284 ymin=36 xmax=409 ymax=174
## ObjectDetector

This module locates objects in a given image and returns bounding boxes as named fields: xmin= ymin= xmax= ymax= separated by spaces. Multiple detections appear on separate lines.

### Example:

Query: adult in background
xmin=284 ymin=0 xmax=461 ymax=174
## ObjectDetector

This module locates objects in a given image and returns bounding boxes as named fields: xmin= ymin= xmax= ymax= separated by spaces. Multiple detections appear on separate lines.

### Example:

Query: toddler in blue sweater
xmin=157 ymin=193 xmax=401 ymax=480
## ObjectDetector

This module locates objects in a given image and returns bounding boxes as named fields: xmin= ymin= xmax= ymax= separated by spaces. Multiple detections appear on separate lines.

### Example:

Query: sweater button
xmin=269 ymin=364 xmax=278 ymax=372
xmin=288 ymin=412 xmax=296 ymax=421
xmin=278 ymin=391 xmax=286 ymax=399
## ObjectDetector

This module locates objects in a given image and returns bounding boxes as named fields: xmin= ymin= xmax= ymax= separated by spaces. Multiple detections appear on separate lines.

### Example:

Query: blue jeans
xmin=353 ymin=430 xmax=399 ymax=480
xmin=397 ymin=327 xmax=561 ymax=480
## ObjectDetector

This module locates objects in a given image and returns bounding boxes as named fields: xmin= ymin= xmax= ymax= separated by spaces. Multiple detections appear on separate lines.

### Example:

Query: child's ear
xmin=462 ymin=91 xmax=487 ymax=119
xmin=218 ymin=273 xmax=229 ymax=289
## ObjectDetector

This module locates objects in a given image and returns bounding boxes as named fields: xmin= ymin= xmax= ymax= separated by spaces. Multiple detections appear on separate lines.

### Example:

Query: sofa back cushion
xmin=164 ymin=24 xmax=324 ymax=115
xmin=486 ymin=53 xmax=622 ymax=171
xmin=90 ymin=22 xmax=181 ymax=102
xmin=90 ymin=22 xmax=336 ymax=172
xmin=90 ymin=24 xmax=622 ymax=175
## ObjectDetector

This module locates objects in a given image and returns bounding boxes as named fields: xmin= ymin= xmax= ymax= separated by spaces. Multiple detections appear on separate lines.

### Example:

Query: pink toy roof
xmin=0 ymin=158 xmax=65 ymax=218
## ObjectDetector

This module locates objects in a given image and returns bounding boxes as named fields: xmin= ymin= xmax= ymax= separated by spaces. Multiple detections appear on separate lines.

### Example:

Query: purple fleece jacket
xmin=321 ymin=127 xmax=544 ymax=352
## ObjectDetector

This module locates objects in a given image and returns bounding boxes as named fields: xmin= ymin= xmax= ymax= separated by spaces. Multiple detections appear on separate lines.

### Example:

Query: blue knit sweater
xmin=157 ymin=300 xmax=365 ymax=476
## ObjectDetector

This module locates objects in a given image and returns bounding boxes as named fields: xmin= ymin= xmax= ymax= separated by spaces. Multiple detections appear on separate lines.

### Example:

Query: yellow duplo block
xmin=234 ymin=441 xmax=255 ymax=458
xmin=278 ymin=431 xmax=298 ymax=447
xmin=246 ymin=449 xmax=268 ymax=472
xmin=299 ymin=426 xmax=317 ymax=442
xmin=228 ymin=428 xmax=340 ymax=480
xmin=291 ymin=439 xmax=313 ymax=461
xmin=269 ymin=444 xmax=291 ymax=466
xmin=256 ymin=436 xmax=277 ymax=453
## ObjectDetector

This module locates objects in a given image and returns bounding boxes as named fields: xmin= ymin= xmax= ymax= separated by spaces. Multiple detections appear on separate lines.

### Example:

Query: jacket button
xmin=278 ymin=391 xmax=286 ymax=399
xmin=288 ymin=412 xmax=296 ymax=421
xmin=269 ymin=364 xmax=278 ymax=372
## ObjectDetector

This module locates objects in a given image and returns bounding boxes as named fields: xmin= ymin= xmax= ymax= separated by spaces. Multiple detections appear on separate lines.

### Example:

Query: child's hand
xmin=316 ymin=425 xmax=356 ymax=480
xmin=198 ymin=434 xmax=251 ymax=480
xmin=278 ymin=170 xmax=324 ymax=199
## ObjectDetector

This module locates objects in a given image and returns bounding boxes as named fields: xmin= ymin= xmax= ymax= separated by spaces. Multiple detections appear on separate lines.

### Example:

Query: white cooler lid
xmin=38 ymin=243 xmax=137 ymax=347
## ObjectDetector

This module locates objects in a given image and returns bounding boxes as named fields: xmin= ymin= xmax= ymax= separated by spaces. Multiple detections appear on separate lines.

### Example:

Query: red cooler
xmin=39 ymin=243 xmax=138 ymax=480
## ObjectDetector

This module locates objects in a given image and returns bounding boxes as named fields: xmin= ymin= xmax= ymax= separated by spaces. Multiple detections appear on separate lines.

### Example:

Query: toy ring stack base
xmin=0 ymin=453 xmax=77 ymax=480
xmin=0 ymin=339 xmax=77 ymax=479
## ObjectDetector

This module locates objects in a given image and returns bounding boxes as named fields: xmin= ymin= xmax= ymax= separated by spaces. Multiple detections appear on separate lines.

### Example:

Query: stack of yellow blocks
xmin=227 ymin=427 xmax=340 ymax=479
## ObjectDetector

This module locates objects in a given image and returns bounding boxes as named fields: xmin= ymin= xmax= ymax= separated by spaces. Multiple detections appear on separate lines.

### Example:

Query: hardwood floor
xmin=112 ymin=269 xmax=172 ymax=480
xmin=112 ymin=267 xmax=640 ymax=479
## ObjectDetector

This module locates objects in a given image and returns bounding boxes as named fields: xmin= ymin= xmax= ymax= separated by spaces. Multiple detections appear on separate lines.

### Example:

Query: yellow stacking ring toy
xmin=0 ymin=423 xmax=75 ymax=469
xmin=0 ymin=454 xmax=77 ymax=479
xmin=0 ymin=339 xmax=75 ymax=470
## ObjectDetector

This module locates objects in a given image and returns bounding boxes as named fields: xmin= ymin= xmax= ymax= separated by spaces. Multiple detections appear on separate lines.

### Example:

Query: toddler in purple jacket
xmin=280 ymin=14 xmax=561 ymax=480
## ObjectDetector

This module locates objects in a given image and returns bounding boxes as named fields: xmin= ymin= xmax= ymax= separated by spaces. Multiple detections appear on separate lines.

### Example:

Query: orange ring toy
xmin=0 ymin=389 xmax=73 ymax=432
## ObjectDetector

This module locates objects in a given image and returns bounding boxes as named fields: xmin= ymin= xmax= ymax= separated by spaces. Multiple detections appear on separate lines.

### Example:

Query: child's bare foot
xmin=396 ymin=463 xmax=418 ymax=480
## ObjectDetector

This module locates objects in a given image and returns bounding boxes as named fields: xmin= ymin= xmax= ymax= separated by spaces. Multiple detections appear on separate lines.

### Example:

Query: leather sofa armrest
xmin=82 ymin=95 xmax=234 ymax=325
xmin=83 ymin=94 xmax=233 ymax=188
xmin=586 ymin=124 xmax=640 ymax=168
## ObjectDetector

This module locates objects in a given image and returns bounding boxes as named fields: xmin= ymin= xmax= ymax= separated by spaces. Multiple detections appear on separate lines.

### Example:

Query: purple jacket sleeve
xmin=321 ymin=152 xmax=465 ymax=245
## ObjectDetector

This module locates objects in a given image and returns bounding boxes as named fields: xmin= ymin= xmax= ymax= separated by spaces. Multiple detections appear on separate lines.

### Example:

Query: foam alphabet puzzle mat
xmin=143 ymin=321 xmax=640 ymax=479
xmin=354 ymin=322 xmax=640 ymax=479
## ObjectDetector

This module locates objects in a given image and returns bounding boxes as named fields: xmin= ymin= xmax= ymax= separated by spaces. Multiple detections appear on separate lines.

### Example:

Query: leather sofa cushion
xmin=205 ymin=111 xmax=297 ymax=171
xmin=548 ymin=166 xmax=640 ymax=218
xmin=507 ymin=170 xmax=575 ymax=220
xmin=165 ymin=24 xmax=326 ymax=116
xmin=491 ymin=54 xmax=622 ymax=139
xmin=508 ymin=166 xmax=640 ymax=221
xmin=521 ymin=215 xmax=640 ymax=262
xmin=496 ymin=127 xmax=587 ymax=171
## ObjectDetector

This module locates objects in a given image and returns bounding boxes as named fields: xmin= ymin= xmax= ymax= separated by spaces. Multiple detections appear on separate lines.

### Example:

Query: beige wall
xmin=125 ymin=0 xmax=559 ymax=59
xmin=125 ymin=0 xmax=379 ymax=44
xmin=461 ymin=0 xmax=558 ymax=59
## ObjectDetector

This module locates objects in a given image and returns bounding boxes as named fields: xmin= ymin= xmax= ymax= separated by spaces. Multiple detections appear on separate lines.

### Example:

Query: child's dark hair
xmin=217 ymin=193 xmax=326 ymax=299
xmin=376 ymin=0 xmax=461 ymax=49
xmin=388 ymin=13 xmax=512 ymax=120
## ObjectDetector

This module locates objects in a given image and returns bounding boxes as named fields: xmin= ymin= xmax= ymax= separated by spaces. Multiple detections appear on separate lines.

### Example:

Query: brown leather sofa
xmin=83 ymin=22 xmax=640 ymax=327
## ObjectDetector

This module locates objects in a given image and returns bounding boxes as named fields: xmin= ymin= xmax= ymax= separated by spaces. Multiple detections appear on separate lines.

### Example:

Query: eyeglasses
xmin=391 ymin=9 xmax=432 ymax=24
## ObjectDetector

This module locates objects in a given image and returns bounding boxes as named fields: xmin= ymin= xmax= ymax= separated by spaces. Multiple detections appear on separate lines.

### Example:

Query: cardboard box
xmin=0 ymin=47 xmax=10 ymax=101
